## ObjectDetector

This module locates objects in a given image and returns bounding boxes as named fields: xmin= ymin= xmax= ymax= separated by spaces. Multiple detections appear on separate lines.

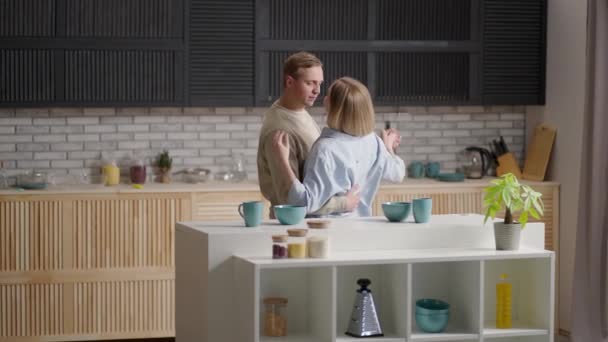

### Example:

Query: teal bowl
xmin=415 ymin=312 xmax=449 ymax=333
xmin=415 ymin=298 xmax=450 ymax=314
xmin=381 ymin=202 xmax=411 ymax=222
xmin=415 ymin=299 xmax=450 ymax=333
xmin=273 ymin=205 xmax=306 ymax=225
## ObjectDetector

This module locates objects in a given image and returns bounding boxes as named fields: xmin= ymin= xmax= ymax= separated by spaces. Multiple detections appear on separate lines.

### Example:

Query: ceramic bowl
xmin=415 ymin=298 xmax=450 ymax=333
xmin=381 ymin=202 xmax=412 ymax=222
xmin=273 ymin=205 xmax=306 ymax=225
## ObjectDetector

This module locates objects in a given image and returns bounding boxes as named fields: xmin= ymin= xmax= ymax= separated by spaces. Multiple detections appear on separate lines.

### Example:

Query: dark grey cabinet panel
xmin=188 ymin=0 xmax=254 ymax=106
xmin=0 ymin=0 xmax=56 ymax=37
xmin=376 ymin=52 xmax=471 ymax=104
xmin=267 ymin=0 xmax=367 ymax=40
xmin=482 ymin=0 xmax=546 ymax=104
xmin=63 ymin=0 xmax=181 ymax=38
xmin=0 ymin=0 xmax=185 ymax=107
xmin=376 ymin=0 xmax=471 ymax=41
xmin=0 ymin=49 xmax=55 ymax=103
xmin=63 ymin=50 xmax=182 ymax=104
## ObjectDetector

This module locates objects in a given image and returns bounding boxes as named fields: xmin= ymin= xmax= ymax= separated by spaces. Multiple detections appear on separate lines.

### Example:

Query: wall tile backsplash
xmin=0 ymin=106 xmax=525 ymax=184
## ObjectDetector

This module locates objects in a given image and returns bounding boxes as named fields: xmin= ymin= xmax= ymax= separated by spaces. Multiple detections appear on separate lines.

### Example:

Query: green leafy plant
xmin=483 ymin=173 xmax=544 ymax=228
xmin=156 ymin=150 xmax=173 ymax=169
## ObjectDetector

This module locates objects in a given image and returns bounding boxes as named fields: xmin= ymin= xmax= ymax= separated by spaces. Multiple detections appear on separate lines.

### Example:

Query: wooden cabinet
xmin=190 ymin=191 xmax=270 ymax=221
xmin=0 ymin=181 xmax=558 ymax=341
xmin=0 ymin=193 xmax=190 ymax=341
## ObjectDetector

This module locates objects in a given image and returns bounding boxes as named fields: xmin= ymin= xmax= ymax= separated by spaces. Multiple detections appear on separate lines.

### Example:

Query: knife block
xmin=496 ymin=152 xmax=522 ymax=179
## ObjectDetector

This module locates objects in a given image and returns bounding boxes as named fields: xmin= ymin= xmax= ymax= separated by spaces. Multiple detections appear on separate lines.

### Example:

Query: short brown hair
xmin=283 ymin=51 xmax=322 ymax=85
xmin=326 ymin=77 xmax=375 ymax=137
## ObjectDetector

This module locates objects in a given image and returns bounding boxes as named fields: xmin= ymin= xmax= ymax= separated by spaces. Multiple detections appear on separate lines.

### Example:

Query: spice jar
xmin=272 ymin=235 xmax=288 ymax=259
xmin=263 ymin=297 xmax=287 ymax=337
xmin=287 ymin=229 xmax=308 ymax=258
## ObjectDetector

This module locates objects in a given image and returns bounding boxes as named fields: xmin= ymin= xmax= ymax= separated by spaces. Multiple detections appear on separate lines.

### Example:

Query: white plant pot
xmin=493 ymin=222 xmax=521 ymax=250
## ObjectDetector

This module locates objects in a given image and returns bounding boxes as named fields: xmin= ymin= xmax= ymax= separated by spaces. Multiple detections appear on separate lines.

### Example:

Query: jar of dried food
xmin=263 ymin=297 xmax=287 ymax=337
xmin=287 ymin=229 xmax=307 ymax=258
xmin=272 ymin=235 xmax=288 ymax=259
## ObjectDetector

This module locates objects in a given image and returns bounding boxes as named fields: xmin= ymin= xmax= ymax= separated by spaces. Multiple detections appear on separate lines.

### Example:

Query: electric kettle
xmin=457 ymin=147 xmax=492 ymax=179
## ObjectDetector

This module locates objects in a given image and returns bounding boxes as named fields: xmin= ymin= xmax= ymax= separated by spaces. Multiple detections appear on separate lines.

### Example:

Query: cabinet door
xmin=188 ymin=0 xmax=255 ymax=106
xmin=0 ymin=0 xmax=185 ymax=106
xmin=191 ymin=191 xmax=270 ymax=221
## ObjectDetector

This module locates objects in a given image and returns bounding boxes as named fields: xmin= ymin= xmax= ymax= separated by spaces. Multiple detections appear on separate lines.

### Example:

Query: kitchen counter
xmin=175 ymin=215 xmax=554 ymax=342
xmin=0 ymin=177 xmax=559 ymax=196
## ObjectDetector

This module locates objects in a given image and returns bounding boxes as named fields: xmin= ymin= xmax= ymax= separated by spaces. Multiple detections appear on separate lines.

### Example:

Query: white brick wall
xmin=0 ymin=106 xmax=526 ymax=184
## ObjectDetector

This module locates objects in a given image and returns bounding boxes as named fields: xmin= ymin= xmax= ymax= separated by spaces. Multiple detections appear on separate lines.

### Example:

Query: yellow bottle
xmin=496 ymin=273 xmax=512 ymax=328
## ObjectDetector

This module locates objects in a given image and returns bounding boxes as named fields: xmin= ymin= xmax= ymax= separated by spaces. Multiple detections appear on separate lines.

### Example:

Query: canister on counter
xmin=271 ymin=235 xmax=288 ymax=259
xmin=263 ymin=297 xmax=288 ymax=337
xmin=287 ymin=229 xmax=307 ymax=258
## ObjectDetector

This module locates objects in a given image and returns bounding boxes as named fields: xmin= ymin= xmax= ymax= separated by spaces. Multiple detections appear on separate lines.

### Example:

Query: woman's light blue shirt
xmin=288 ymin=127 xmax=406 ymax=216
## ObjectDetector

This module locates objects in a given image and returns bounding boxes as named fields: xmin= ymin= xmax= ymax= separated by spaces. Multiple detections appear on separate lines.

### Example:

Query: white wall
xmin=526 ymin=0 xmax=588 ymax=334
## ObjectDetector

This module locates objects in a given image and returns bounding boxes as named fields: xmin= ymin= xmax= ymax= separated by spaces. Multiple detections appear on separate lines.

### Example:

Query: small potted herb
xmin=155 ymin=150 xmax=173 ymax=183
xmin=483 ymin=173 xmax=544 ymax=250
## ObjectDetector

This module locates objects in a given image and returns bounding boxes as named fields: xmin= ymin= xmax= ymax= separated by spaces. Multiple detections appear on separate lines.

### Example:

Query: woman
xmin=272 ymin=77 xmax=405 ymax=216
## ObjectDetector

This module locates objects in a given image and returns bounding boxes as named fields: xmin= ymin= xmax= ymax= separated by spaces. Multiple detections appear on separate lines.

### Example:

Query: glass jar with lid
xmin=271 ymin=235 xmax=288 ymax=259
xmin=306 ymin=220 xmax=330 ymax=258
xmin=287 ymin=229 xmax=308 ymax=258
xmin=263 ymin=297 xmax=288 ymax=337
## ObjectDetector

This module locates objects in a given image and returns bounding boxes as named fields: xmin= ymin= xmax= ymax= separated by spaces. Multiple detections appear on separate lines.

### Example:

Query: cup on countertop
xmin=408 ymin=161 xmax=425 ymax=178
xmin=425 ymin=162 xmax=440 ymax=178
xmin=238 ymin=201 xmax=263 ymax=227
xmin=413 ymin=198 xmax=433 ymax=223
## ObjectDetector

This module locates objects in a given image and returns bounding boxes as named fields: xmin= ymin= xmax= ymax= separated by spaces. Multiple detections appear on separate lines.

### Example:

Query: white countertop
xmin=177 ymin=214 xmax=549 ymax=255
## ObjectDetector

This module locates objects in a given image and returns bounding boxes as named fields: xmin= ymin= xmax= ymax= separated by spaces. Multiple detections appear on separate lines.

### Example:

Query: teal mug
xmin=238 ymin=201 xmax=263 ymax=227
xmin=426 ymin=162 xmax=441 ymax=178
xmin=413 ymin=198 xmax=433 ymax=223
xmin=408 ymin=161 xmax=425 ymax=178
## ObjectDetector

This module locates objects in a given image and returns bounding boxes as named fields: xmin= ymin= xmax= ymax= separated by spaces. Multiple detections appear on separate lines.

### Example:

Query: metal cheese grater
xmin=345 ymin=278 xmax=384 ymax=338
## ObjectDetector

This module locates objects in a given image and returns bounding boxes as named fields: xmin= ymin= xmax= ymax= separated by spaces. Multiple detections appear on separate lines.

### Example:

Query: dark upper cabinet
xmin=252 ymin=0 xmax=546 ymax=106
xmin=187 ymin=0 xmax=254 ymax=106
xmin=0 ymin=0 xmax=185 ymax=106
xmin=482 ymin=0 xmax=546 ymax=105
xmin=1 ymin=0 xmax=545 ymax=107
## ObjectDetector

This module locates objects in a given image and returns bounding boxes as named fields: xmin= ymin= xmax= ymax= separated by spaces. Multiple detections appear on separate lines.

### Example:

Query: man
xmin=257 ymin=51 xmax=359 ymax=217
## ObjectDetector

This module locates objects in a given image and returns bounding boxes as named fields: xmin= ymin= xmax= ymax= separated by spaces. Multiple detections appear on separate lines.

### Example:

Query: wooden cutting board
xmin=523 ymin=123 xmax=556 ymax=181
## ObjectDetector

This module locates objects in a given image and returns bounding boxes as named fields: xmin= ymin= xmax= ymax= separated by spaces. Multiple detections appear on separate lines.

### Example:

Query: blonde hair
xmin=283 ymin=51 xmax=322 ymax=86
xmin=326 ymin=77 xmax=375 ymax=136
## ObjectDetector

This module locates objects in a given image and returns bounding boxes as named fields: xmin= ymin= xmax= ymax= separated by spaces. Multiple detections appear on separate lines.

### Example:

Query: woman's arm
xmin=272 ymin=131 xmax=359 ymax=213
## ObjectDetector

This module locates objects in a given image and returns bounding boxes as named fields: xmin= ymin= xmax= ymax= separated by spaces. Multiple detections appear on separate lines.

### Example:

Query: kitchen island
xmin=176 ymin=214 xmax=554 ymax=342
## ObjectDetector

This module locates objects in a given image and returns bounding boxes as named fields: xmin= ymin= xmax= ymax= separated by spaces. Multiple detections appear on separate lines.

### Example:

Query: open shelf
xmin=483 ymin=321 xmax=549 ymax=338
xmin=259 ymin=267 xmax=334 ymax=342
xmin=335 ymin=334 xmax=404 ymax=342
xmin=482 ymin=336 xmax=549 ymax=342
xmin=336 ymin=264 xmax=407 ymax=340
xmin=483 ymin=258 xmax=552 ymax=335
xmin=411 ymin=261 xmax=481 ymax=338
xmin=410 ymin=332 xmax=479 ymax=342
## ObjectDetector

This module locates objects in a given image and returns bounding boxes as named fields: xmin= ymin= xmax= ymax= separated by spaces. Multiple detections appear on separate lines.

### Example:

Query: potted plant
xmin=155 ymin=150 xmax=173 ymax=183
xmin=483 ymin=173 xmax=544 ymax=250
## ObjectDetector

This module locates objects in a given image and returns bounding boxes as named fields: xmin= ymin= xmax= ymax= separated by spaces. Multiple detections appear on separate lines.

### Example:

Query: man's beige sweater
xmin=257 ymin=101 xmax=346 ymax=217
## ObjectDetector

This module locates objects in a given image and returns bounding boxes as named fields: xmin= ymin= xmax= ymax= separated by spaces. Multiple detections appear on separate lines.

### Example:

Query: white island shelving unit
xmin=176 ymin=215 xmax=554 ymax=342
